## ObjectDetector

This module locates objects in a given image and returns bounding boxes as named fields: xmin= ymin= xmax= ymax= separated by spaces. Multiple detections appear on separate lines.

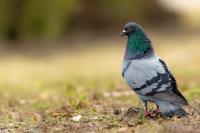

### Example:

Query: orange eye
xmin=127 ymin=27 xmax=132 ymax=32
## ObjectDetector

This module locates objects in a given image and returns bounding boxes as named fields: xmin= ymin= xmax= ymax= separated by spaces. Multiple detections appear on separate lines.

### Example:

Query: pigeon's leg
xmin=151 ymin=104 xmax=161 ymax=116
xmin=155 ymin=104 xmax=161 ymax=114
xmin=143 ymin=101 xmax=152 ymax=117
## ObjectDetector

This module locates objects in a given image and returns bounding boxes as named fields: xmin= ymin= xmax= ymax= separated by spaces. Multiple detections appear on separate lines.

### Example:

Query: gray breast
xmin=123 ymin=57 xmax=167 ymax=95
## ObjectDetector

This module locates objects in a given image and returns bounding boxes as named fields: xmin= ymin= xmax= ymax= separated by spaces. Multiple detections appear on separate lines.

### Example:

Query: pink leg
xmin=143 ymin=101 xmax=152 ymax=117
xmin=151 ymin=104 xmax=161 ymax=116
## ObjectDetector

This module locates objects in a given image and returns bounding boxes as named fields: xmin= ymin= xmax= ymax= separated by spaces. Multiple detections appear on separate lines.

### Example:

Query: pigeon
xmin=121 ymin=22 xmax=188 ymax=118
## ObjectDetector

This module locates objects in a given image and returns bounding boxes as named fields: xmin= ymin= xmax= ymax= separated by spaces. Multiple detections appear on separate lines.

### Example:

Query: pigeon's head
xmin=121 ymin=22 xmax=154 ymax=59
xmin=121 ymin=22 xmax=144 ymax=37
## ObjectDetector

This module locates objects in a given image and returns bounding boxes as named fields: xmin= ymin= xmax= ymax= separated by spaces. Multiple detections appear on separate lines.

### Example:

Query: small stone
xmin=71 ymin=115 xmax=81 ymax=122
xmin=93 ymin=116 xmax=98 ymax=120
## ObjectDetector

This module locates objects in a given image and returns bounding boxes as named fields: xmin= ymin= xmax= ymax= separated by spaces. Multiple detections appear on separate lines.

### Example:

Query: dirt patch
xmin=0 ymin=101 xmax=200 ymax=133
xmin=125 ymin=106 xmax=140 ymax=117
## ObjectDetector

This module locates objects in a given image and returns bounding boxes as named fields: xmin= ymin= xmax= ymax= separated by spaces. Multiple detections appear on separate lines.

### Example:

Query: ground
xmin=0 ymin=32 xmax=200 ymax=133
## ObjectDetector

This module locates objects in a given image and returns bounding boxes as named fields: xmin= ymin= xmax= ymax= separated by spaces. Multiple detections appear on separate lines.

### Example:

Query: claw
xmin=150 ymin=109 xmax=161 ymax=116
xmin=144 ymin=110 xmax=157 ymax=117
xmin=143 ymin=102 xmax=161 ymax=117
xmin=144 ymin=108 xmax=161 ymax=117
xmin=144 ymin=111 xmax=153 ymax=117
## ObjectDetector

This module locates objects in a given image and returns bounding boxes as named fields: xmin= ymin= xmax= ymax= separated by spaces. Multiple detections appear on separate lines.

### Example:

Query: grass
xmin=0 ymin=32 xmax=200 ymax=132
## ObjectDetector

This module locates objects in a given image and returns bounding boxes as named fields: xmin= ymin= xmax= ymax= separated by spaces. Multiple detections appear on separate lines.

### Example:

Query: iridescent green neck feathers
xmin=124 ymin=27 xmax=154 ymax=60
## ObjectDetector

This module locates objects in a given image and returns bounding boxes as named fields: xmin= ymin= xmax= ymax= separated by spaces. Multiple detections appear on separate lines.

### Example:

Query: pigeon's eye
xmin=127 ymin=27 xmax=133 ymax=32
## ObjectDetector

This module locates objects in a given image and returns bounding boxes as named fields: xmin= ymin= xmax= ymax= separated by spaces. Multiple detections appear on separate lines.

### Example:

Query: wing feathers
xmin=153 ymin=90 xmax=188 ymax=106
xmin=157 ymin=101 xmax=187 ymax=117
xmin=158 ymin=58 xmax=188 ymax=105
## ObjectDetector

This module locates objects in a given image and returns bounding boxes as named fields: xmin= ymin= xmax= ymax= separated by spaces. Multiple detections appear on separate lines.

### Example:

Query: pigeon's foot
xmin=150 ymin=109 xmax=161 ymax=117
xmin=144 ymin=109 xmax=160 ymax=117
xmin=144 ymin=111 xmax=154 ymax=117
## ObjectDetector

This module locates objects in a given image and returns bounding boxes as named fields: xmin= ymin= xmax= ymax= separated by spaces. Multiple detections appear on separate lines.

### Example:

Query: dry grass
xmin=0 ymin=32 xmax=200 ymax=132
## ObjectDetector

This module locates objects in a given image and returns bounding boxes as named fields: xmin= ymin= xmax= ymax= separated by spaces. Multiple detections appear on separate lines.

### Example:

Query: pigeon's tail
xmin=157 ymin=101 xmax=187 ymax=118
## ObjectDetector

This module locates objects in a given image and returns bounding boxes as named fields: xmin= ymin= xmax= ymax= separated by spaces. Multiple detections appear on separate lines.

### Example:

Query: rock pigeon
xmin=121 ymin=22 xmax=188 ymax=117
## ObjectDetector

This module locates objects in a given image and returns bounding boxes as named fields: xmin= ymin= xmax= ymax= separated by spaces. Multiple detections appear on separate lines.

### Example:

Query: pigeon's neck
xmin=124 ymin=30 xmax=154 ymax=60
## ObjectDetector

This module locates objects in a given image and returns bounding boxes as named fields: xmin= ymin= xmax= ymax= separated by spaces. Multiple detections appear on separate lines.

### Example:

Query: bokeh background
xmin=0 ymin=0 xmax=200 ymax=132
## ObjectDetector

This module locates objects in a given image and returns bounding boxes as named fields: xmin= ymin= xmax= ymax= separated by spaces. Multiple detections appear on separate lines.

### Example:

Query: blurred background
xmin=1 ymin=0 xmax=200 ymax=42
xmin=0 ymin=0 xmax=200 ymax=131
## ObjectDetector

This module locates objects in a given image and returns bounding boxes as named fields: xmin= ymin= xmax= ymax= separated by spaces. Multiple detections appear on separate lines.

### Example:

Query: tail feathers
xmin=157 ymin=101 xmax=187 ymax=118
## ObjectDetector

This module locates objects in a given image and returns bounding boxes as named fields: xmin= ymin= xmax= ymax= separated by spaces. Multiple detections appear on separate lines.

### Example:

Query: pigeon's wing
xmin=150 ymin=58 xmax=188 ymax=105
xmin=152 ymin=89 xmax=188 ymax=105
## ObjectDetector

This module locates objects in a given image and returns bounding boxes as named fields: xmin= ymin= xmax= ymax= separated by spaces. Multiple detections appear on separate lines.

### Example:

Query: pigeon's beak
xmin=121 ymin=29 xmax=128 ymax=37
